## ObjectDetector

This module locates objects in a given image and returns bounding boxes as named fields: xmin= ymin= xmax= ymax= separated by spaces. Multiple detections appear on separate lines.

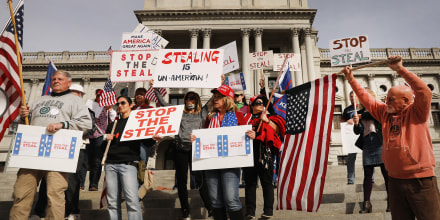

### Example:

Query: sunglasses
xmin=251 ymin=101 xmax=264 ymax=106
xmin=186 ymin=96 xmax=196 ymax=100
xmin=234 ymin=94 xmax=242 ymax=97
xmin=115 ymin=101 xmax=127 ymax=106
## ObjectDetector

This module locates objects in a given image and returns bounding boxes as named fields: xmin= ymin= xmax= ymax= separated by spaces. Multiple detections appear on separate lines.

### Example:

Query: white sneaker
xmin=65 ymin=214 xmax=81 ymax=220
xmin=29 ymin=215 xmax=42 ymax=220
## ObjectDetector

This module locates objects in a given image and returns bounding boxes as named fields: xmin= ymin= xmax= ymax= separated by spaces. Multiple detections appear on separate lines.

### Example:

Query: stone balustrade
xmin=320 ymin=48 xmax=440 ymax=60
xmin=22 ymin=51 xmax=111 ymax=63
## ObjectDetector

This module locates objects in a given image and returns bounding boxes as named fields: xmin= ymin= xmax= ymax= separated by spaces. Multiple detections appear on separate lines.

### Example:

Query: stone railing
xmin=320 ymin=48 xmax=440 ymax=60
xmin=22 ymin=51 xmax=110 ymax=63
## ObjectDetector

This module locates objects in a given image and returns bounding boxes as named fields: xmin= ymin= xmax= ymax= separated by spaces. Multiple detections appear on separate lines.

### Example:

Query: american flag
xmin=99 ymin=176 xmax=108 ymax=208
xmin=41 ymin=60 xmax=57 ymax=96
xmin=277 ymin=74 xmax=336 ymax=212
xmin=99 ymin=79 xmax=117 ymax=107
xmin=0 ymin=0 xmax=24 ymax=142
xmin=145 ymin=87 xmax=167 ymax=103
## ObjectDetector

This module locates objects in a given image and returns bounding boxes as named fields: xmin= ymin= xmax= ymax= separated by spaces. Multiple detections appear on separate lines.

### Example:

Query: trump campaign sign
xmin=329 ymin=35 xmax=371 ymax=66
xmin=110 ymin=50 xmax=158 ymax=82
xmin=153 ymin=49 xmax=224 ymax=88
xmin=120 ymin=105 xmax=184 ymax=141
xmin=8 ymin=125 xmax=83 ymax=173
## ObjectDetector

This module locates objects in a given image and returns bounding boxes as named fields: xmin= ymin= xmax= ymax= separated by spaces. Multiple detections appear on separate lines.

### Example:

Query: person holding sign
xmin=352 ymin=88 xmax=389 ymax=214
xmin=191 ymin=84 xmax=253 ymax=220
xmin=103 ymin=96 xmax=160 ymax=220
xmin=342 ymin=56 xmax=440 ymax=220
xmin=10 ymin=70 xmax=92 ymax=220
xmin=150 ymin=80 xmax=212 ymax=219
xmin=243 ymin=95 xmax=286 ymax=219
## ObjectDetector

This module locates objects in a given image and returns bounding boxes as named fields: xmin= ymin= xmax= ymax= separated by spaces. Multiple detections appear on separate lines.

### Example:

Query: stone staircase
xmin=1 ymin=164 xmax=439 ymax=220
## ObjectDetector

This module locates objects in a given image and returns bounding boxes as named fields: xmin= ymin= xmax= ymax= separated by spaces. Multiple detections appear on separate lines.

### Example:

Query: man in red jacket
xmin=342 ymin=56 xmax=440 ymax=220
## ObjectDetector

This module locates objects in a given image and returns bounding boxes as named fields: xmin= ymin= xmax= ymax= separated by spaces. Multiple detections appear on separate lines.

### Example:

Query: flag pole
xmin=336 ymin=56 xmax=402 ymax=75
xmin=7 ymin=0 xmax=28 ymax=125
xmin=256 ymin=55 xmax=289 ymax=132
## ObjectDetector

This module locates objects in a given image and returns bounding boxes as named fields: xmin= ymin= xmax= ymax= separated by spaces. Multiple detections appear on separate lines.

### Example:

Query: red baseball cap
xmin=211 ymin=84 xmax=234 ymax=99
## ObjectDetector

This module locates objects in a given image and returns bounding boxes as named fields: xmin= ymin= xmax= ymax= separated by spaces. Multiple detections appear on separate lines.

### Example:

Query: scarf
xmin=209 ymin=111 xmax=238 ymax=128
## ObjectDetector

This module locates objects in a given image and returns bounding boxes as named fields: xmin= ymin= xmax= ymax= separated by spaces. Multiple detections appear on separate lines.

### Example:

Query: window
xmin=268 ymin=77 xmax=277 ymax=90
xmin=432 ymin=103 xmax=440 ymax=129
xmin=169 ymin=95 xmax=184 ymax=105
xmin=268 ymin=47 xmax=281 ymax=53
xmin=333 ymin=105 xmax=342 ymax=129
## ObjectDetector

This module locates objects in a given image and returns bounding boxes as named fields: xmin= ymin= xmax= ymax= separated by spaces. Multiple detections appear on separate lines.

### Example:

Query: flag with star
xmin=277 ymin=73 xmax=337 ymax=212
xmin=99 ymin=78 xmax=117 ymax=107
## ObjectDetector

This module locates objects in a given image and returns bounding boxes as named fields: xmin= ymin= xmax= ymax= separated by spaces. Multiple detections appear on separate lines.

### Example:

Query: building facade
xmin=1 ymin=0 xmax=439 ymax=170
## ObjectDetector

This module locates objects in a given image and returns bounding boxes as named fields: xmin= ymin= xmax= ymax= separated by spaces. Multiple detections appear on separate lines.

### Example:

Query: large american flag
xmin=98 ymin=79 xmax=117 ymax=107
xmin=277 ymin=74 xmax=336 ymax=212
xmin=145 ymin=87 xmax=167 ymax=103
xmin=0 ymin=0 xmax=24 ymax=142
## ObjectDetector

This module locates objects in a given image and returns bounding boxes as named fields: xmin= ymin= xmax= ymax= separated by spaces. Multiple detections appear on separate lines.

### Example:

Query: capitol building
xmin=1 ymin=0 xmax=439 ymax=170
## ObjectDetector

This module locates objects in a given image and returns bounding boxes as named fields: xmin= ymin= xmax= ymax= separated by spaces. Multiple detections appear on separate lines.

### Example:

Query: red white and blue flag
xmin=41 ymin=60 xmax=57 ymax=96
xmin=273 ymin=62 xmax=292 ymax=120
xmin=0 ymin=0 xmax=24 ymax=142
xmin=99 ymin=79 xmax=117 ymax=107
xmin=145 ymin=87 xmax=167 ymax=103
xmin=277 ymin=74 xmax=336 ymax=212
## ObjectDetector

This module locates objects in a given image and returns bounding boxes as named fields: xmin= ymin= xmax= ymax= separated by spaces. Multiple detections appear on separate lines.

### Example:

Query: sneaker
xmin=65 ymin=214 xmax=81 ymax=220
xmin=29 ymin=215 xmax=41 ymax=220
xmin=245 ymin=214 xmax=256 ymax=219
xmin=261 ymin=213 xmax=273 ymax=219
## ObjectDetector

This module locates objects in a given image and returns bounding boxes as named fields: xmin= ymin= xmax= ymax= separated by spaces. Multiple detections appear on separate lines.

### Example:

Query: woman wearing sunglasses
xmin=149 ymin=80 xmax=212 ymax=220
xmin=243 ymin=94 xmax=285 ymax=219
xmin=104 ymin=96 xmax=161 ymax=220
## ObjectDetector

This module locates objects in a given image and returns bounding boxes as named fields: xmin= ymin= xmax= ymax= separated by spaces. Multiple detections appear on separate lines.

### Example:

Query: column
xmin=344 ymin=79 xmax=352 ymax=106
xmin=367 ymin=73 xmax=376 ymax=92
xmin=254 ymin=28 xmax=263 ymax=95
xmin=391 ymin=73 xmax=399 ymax=86
xmin=189 ymin=29 xmax=199 ymax=93
xmin=241 ymin=28 xmax=252 ymax=98
xmin=291 ymin=28 xmax=303 ymax=86
xmin=201 ymin=28 xmax=211 ymax=101
xmin=82 ymin=77 xmax=91 ymax=100
xmin=304 ymin=28 xmax=316 ymax=82
xmin=29 ymin=78 xmax=39 ymax=104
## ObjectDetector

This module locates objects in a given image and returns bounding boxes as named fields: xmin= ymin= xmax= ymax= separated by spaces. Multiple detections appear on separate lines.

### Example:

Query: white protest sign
xmin=273 ymin=53 xmax=302 ymax=71
xmin=153 ymin=49 xmax=224 ymax=88
xmin=120 ymin=25 xmax=168 ymax=50
xmin=218 ymin=41 xmax=239 ymax=74
xmin=120 ymin=105 xmax=185 ymax=141
xmin=340 ymin=122 xmax=362 ymax=154
xmin=249 ymin=50 xmax=273 ymax=70
xmin=110 ymin=50 xmax=158 ymax=82
xmin=8 ymin=125 xmax=83 ymax=173
xmin=192 ymin=125 xmax=253 ymax=171
xmin=225 ymin=72 xmax=246 ymax=92
xmin=329 ymin=35 xmax=371 ymax=66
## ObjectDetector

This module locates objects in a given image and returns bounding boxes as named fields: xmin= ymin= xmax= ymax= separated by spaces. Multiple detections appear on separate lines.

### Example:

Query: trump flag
xmin=272 ymin=62 xmax=292 ymax=120
xmin=277 ymin=74 xmax=336 ymax=212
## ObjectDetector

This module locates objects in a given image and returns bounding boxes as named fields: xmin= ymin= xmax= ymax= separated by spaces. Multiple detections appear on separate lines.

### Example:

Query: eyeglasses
xmin=186 ymin=96 xmax=196 ymax=100
xmin=251 ymin=101 xmax=264 ymax=106
xmin=234 ymin=94 xmax=242 ymax=97
xmin=115 ymin=101 xmax=127 ymax=106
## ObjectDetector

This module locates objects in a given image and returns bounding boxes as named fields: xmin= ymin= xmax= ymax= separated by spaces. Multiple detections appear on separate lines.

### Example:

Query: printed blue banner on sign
xmin=38 ymin=134 xmax=47 ymax=157
xmin=217 ymin=135 xmax=223 ymax=157
xmin=222 ymin=135 xmax=228 ymax=157
xmin=69 ymin=137 xmax=77 ymax=159
xmin=195 ymin=138 xmax=201 ymax=159
xmin=45 ymin=135 xmax=53 ymax=157
xmin=13 ymin=133 xmax=22 ymax=155
xmin=245 ymin=135 xmax=251 ymax=154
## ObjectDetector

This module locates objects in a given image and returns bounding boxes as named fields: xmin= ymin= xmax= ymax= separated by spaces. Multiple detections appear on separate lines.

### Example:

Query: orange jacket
xmin=349 ymin=68 xmax=434 ymax=179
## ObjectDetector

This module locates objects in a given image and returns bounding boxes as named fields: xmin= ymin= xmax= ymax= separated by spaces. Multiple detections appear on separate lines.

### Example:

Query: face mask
xmin=186 ymin=104 xmax=195 ymax=110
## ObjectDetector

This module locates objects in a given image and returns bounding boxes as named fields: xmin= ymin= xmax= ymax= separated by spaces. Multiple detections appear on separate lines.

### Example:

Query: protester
xmin=150 ymin=80 xmax=212 ymax=220
xmin=243 ymin=94 xmax=285 ymax=219
xmin=234 ymin=91 xmax=248 ymax=115
xmin=132 ymin=87 xmax=155 ymax=165
xmin=342 ymin=91 xmax=364 ymax=184
xmin=352 ymin=88 xmax=389 ymax=214
xmin=10 ymin=70 xmax=92 ymax=220
xmin=81 ymin=89 xmax=115 ymax=191
xmin=191 ymin=84 xmax=254 ymax=220
xmin=342 ymin=56 xmax=440 ymax=219
xmin=103 ymin=96 xmax=160 ymax=220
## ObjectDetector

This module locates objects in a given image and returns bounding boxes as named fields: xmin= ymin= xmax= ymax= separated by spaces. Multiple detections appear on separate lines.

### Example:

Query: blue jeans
xmin=139 ymin=143 xmax=152 ymax=164
xmin=347 ymin=153 xmax=357 ymax=184
xmin=104 ymin=163 xmax=142 ymax=220
xmin=205 ymin=168 xmax=242 ymax=211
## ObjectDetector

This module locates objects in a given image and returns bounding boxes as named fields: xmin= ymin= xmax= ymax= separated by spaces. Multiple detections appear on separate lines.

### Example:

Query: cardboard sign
xmin=249 ymin=50 xmax=273 ymax=70
xmin=329 ymin=35 xmax=371 ymax=66
xmin=192 ymin=125 xmax=254 ymax=171
xmin=120 ymin=105 xmax=185 ymax=141
xmin=110 ymin=50 xmax=158 ymax=82
xmin=224 ymin=72 xmax=246 ymax=92
xmin=153 ymin=49 xmax=224 ymax=88
xmin=8 ymin=125 xmax=83 ymax=173
xmin=273 ymin=53 xmax=302 ymax=71
xmin=340 ymin=122 xmax=362 ymax=154
xmin=218 ymin=41 xmax=239 ymax=74
xmin=121 ymin=26 xmax=168 ymax=50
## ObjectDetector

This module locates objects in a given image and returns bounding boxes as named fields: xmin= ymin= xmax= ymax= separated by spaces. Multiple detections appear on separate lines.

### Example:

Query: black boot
xmin=359 ymin=201 xmax=372 ymax=213
xmin=212 ymin=208 xmax=227 ymax=220
xmin=228 ymin=209 xmax=244 ymax=220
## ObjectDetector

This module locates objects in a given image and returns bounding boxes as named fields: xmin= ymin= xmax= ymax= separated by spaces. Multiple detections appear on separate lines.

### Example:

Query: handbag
xmin=138 ymin=169 xmax=155 ymax=199
xmin=137 ymin=160 xmax=147 ymax=185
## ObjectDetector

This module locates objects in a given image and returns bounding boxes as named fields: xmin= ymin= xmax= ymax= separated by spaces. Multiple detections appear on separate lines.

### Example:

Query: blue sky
xmin=1 ymin=0 xmax=439 ymax=52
